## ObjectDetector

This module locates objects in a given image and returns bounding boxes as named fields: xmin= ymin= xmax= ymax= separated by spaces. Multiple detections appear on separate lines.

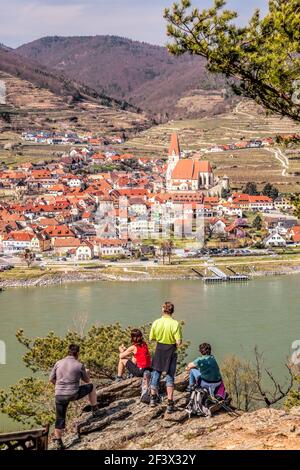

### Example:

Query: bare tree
xmin=71 ymin=312 xmax=89 ymax=338
xmin=221 ymin=355 xmax=258 ymax=411
xmin=160 ymin=240 xmax=174 ymax=265
xmin=253 ymin=347 xmax=294 ymax=408
xmin=23 ymin=249 xmax=35 ymax=268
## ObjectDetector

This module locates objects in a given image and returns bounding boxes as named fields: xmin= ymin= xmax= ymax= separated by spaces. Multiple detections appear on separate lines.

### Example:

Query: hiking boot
xmin=115 ymin=376 xmax=123 ymax=383
xmin=166 ymin=400 xmax=175 ymax=414
xmin=52 ymin=438 xmax=65 ymax=450
xmin=150 ymin=395 xmax=159 ymax=407
xmin=91 ymin=404 xmax=99 ymax=417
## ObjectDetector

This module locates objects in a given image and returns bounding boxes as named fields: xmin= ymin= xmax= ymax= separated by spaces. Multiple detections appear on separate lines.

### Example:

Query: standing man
xmin=149 ymin=301 xmax=182 ymax=413
xmin=49 ymin=344 xmax=98 ymax=450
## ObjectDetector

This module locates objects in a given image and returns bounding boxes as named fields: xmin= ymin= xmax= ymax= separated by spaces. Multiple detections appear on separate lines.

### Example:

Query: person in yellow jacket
xmin=149 ymin=301 xmax=182 ymax=413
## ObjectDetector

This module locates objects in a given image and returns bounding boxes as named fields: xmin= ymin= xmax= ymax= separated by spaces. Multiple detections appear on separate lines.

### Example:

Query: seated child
xmin=116 ymin=329 xmax=152 ymax=391
xmin=185 ymin=342 xmax=222 ymax=395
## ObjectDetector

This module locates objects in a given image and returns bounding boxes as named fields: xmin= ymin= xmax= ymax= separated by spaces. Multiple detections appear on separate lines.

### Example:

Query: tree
xmin=262 ymin=183 xmax=273 ymax=197
xmin=244 ymin=182 xmax=258 ymax=195
xmin=263 ymin=183 xmax=279 ymax=200
xmin=221 ymin=349 xmax=295 ymax=411
xmin=0 ymin=324 xmax=190 ymax=426
xmin=253 ymin=348 xmax=294 ymax=408
xmin=285 ymin=375 xmax=300 ymax=410
xmin=290 ymin=194 xmax=300 ymax=218
xmin=160 ymin=240 xmax=174 ymax=264
xmin=221 ymin=187 xmax=230 ymax=199
xmin=252 ymin=214 xmax=262 ymax=231
xmin=164 ymin=0 xmax=300 ymax=122
xmin=23 ymin=249 xmax=35 ymax=267
xmin=221 ymin=355 xmax=258 ymax=411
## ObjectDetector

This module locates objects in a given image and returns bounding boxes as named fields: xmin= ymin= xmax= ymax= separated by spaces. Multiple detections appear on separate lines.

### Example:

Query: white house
xmin=75 ymin=242 xmax=94 ymax=260
xmin=274 ymin=196 xmax=291 ymax=212
xmin=94 ymin=239 xmax=128 ymax=257
xmin=128 ymin=218 xmax=149 ymax=238
xmin=209 ymin=219 xmax=227 ymax=236
xmin=263 ymin=232 xmax=286 ymax=247
xmin=3 ymin=231 xmax=40 ymax=254
xmin=67 ymin=178 xmax=82 ymax=188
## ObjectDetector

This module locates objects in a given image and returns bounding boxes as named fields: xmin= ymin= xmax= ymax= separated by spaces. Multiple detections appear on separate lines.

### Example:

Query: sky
xmin=0 ymin=0 xmax=268 ymax=48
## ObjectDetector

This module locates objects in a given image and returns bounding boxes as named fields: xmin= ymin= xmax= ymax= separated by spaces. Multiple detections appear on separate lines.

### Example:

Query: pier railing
xmin=0 ymin=426 xmax=49 ymax=450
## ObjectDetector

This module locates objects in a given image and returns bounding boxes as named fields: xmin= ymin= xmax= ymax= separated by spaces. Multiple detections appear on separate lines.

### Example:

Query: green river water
xmin=0 ymin=276 xmax=299 ymax=431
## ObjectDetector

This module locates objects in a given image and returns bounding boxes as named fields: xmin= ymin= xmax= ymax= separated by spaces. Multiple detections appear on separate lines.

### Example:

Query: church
xmin=165 ymin=133 xmax=229 ymax=196
xmin=166 ymin=133 xmax=214 ymax=191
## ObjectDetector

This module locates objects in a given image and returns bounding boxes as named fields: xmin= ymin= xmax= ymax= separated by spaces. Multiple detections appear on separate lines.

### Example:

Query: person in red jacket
xmin=116 ymin=329 xmax=152 ymax=390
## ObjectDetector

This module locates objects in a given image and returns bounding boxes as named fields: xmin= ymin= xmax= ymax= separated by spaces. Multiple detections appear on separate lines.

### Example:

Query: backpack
xmin=186 ymin=385 xmax=231 ymax=418
xmin=140 ymin=386 xmax=151 ymax=404
xmin=186 ymin=387 xmax=211 ymax=417
xmin=140 ymin=369 xmax=152 ymax=404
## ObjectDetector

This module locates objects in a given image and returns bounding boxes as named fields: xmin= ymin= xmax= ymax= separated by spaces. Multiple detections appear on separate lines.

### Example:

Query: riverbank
xmin=2 ymin=257 xmax=300 ymax=288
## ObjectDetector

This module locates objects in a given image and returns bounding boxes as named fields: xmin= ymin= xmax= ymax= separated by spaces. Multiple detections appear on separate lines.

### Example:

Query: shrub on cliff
xmin=285 ymin=376 xmax=300 ymax=410
xmin=0 ymin=322 xmax=189 ymax=426
xmin=221 ymin=355 xmax=258 ymax=411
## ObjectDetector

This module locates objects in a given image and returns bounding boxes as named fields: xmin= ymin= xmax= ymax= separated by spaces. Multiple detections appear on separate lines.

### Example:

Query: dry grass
xmin=124 ymin=100 xmax=300 ymax=193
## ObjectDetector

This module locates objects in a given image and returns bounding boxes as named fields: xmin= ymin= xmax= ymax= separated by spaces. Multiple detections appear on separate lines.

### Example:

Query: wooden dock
xmin=192 ymin=264 xmax=250 ymax=284
xmin=203 ymin=274 xmax=249 ymax=283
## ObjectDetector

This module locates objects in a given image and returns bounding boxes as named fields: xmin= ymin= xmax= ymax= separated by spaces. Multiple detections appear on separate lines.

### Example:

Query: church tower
xmin=166 ymin=133 xmax=180 ymax=188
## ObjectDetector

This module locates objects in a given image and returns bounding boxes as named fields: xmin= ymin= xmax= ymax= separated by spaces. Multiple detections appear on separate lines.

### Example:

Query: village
xmin=0 ymin=131 xmax=300 ymax=271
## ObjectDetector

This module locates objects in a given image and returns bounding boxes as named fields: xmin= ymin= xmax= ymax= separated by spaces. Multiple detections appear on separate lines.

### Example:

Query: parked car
xmin=2 ymin=264 xmax=14 ymax=270
xmin=140 ymin=257 xmax=149 ymax=261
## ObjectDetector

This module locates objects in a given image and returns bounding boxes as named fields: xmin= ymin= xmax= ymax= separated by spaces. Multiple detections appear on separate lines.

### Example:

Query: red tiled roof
xmin=3 ymin=231 xmax=34 ymax=242
xmin=31 ymin=170 xmax=52 ymax=179
xmin=171 ymin=159 xmax=212 ymax=180
xmin=43 ymin=225 xmax=75 ymax=237
xmin=53 ymin=238 xmax=80 ymax=248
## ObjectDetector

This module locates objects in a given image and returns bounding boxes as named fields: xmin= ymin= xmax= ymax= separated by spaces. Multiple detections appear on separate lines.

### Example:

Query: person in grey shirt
xmin=49 ymin=343 xmax=98 ymax=449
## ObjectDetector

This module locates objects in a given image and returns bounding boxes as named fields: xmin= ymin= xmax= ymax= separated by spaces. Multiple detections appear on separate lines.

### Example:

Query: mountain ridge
xmin=16 ymin=35 xmax=230 ymax=119
xmin=0 ymin=45 xmax=150 ymax=136
xmin=0 ymin=44 xmax=141 ymax=113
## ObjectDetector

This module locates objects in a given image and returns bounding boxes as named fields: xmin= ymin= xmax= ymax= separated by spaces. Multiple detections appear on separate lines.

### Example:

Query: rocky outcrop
xmin=58 ymin=374 xmax=300 ymax=451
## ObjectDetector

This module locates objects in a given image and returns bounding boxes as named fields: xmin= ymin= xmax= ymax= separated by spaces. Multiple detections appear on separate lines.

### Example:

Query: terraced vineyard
xmin=124 ymin=100 xmax=300 ymax=193
xmin=0 ymin=71 xmax=150 ymax=137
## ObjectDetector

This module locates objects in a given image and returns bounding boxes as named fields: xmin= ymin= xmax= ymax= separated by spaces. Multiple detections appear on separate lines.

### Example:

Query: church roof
xmin=168 ymin=133 xmax=180 ymax=156
xmin=171 ymin=159 xmax=212 ymax=180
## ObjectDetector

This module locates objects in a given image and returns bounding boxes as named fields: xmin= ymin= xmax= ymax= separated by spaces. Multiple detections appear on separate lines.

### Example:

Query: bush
xmin=221 ymin=355 xmax=258 ymax=411
xmin=0 ymin=322 xmax=189 ymax=426
xmin=0 ymin=378 xmax=55 ymax=427
xmin=285 ymin=376 xmax=300 ymax=410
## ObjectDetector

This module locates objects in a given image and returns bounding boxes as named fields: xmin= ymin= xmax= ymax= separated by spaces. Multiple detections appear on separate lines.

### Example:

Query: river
xmin=0 ymin=276 xmax=299 ymax=431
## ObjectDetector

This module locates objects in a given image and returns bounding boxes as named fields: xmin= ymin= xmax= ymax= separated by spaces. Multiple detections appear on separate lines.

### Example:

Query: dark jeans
xmin=55 ymin=383 xmax=93 ymax=429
